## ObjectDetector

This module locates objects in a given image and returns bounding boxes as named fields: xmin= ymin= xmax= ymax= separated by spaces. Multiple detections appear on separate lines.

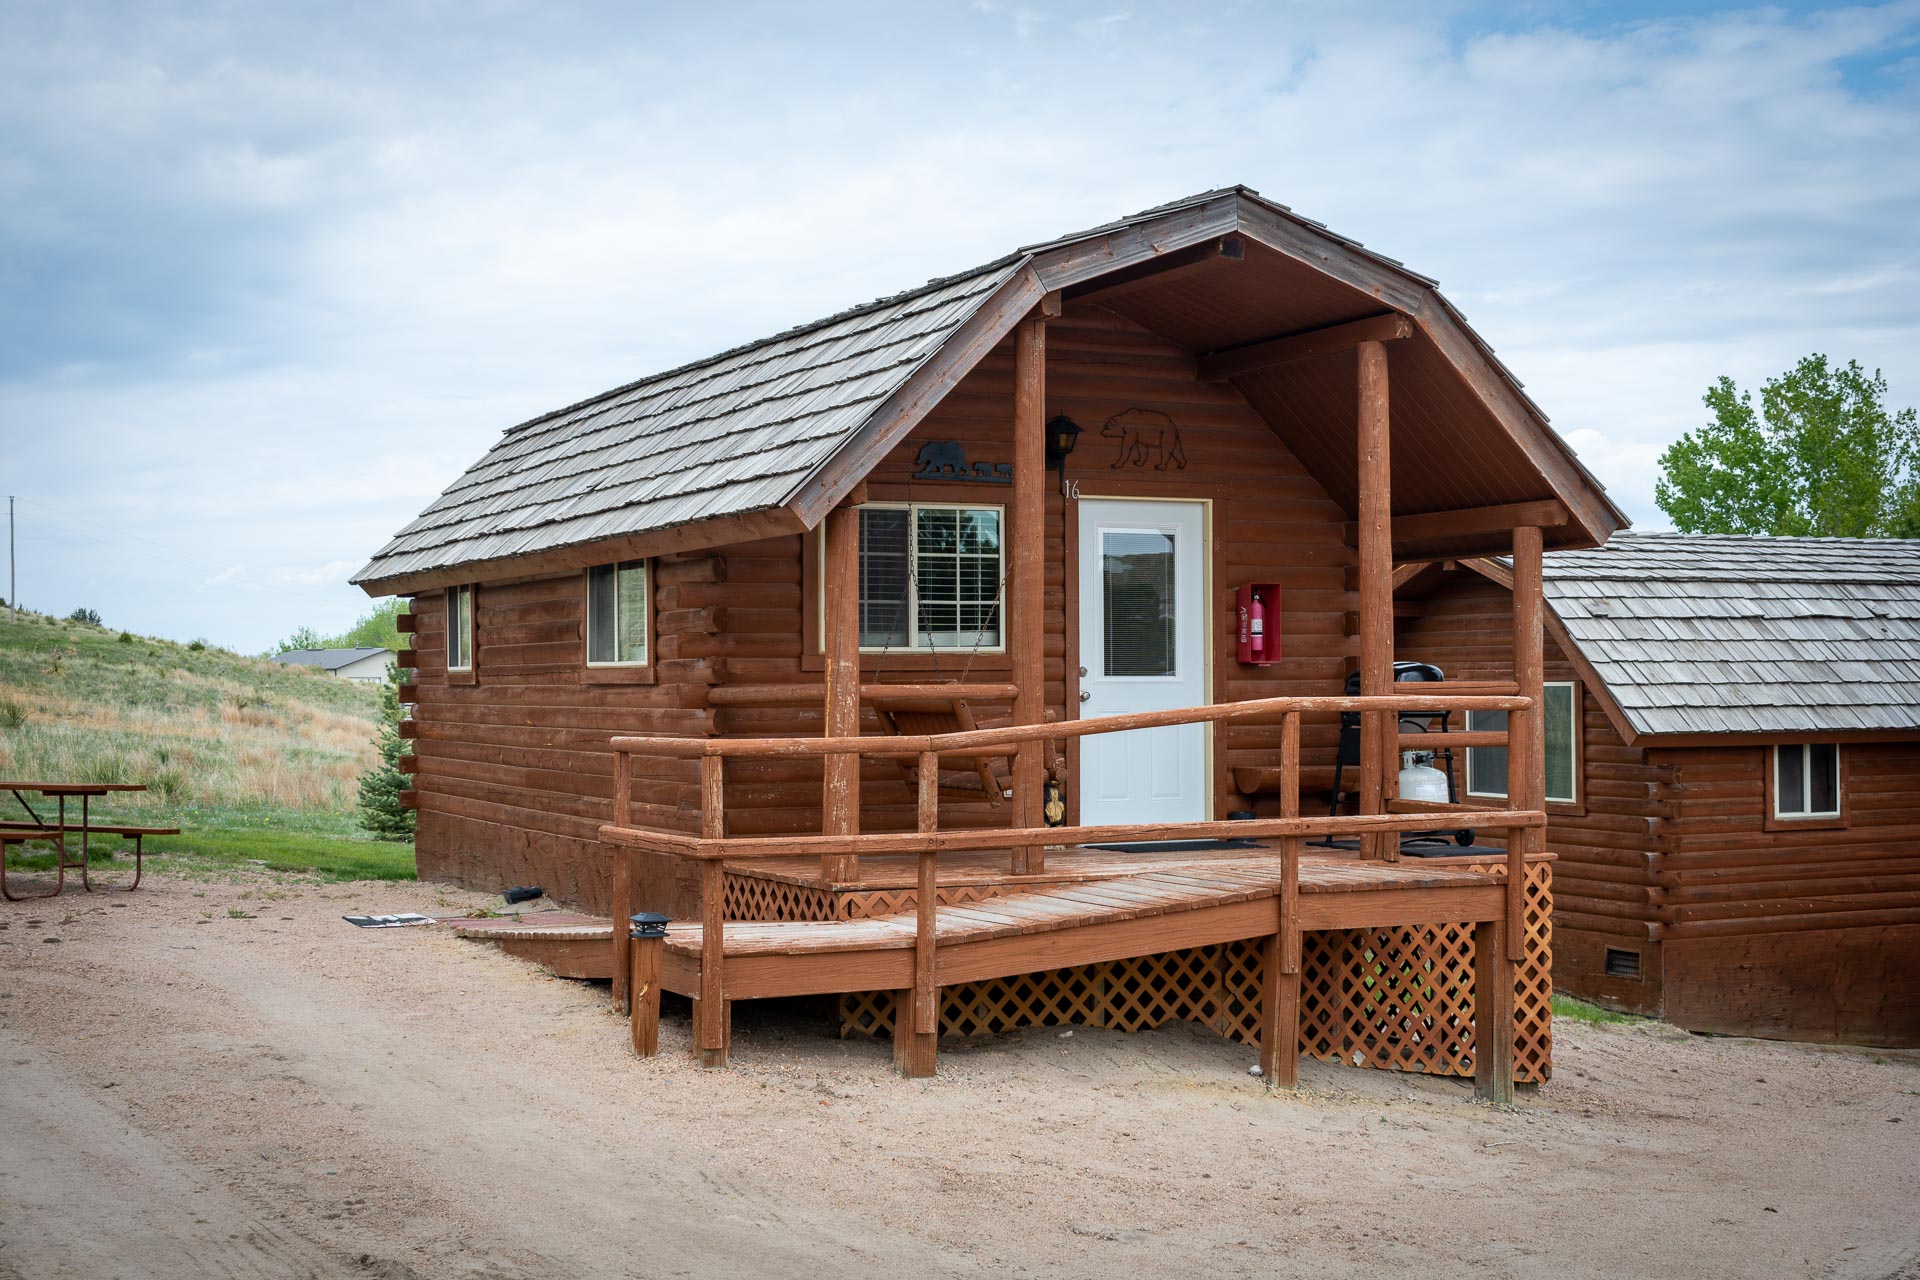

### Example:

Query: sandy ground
xmin=1 ymin=866 xmax=1916 ymax=1280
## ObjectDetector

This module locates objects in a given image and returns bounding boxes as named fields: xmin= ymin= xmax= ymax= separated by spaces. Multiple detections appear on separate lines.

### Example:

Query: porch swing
xmin=858 ymin=503 xmax=1016 ymax=809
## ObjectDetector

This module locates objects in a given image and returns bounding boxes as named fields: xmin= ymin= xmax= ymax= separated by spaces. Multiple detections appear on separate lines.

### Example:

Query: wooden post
xmin=609 ymin=748 xmax=634 ymax=1013
xmin=695 ymin=756 xmax=728 ymax=1068
xmin=896 ymin=750 xmax=940 ymax=1077
xmin=822 ymin=502 xmax=862 ymax=883
xmin=1010 ymin=314 xmax=1048 ymax=877
xmin=1262 ymin=711 xmax=1304 ymax=1087
xmin=1355 ymin=339 xmax=1396 ymax=860
xmin=629 ymin=928 xmax=663 ymax=1057
xmin=1509 ymin=524 xmax=1544 ymax=961
xmin=1473 ymin=918 xmax=1516 ymax=1103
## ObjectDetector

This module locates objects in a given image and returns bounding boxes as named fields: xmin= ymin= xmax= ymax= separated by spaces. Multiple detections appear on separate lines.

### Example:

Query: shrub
xmin=118 ymin=631 xmax=134 ymax=643
xmin=68 ymin=607 xmax=102 ymax=626
xmin=187 ymin=639 xmax=207 ymax=652
xmin=0 ymin=700 xmax=25 ymax=730
xmin=356 ymin=670 xmax=415 ymax=842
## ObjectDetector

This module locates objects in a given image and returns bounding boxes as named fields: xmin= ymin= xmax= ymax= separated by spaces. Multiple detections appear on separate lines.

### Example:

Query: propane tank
xmin=1398 ymin=750 xmax=1450 ymax=803
xmin=1248 ymin=590 xmax=1266 ymax=661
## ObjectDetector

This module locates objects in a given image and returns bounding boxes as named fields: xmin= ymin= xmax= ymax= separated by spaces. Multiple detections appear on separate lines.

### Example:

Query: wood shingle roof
xmin=1543 ymin=532 xmax=1920 ymax=737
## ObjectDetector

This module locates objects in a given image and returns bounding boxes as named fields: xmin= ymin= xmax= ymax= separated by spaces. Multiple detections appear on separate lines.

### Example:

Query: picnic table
xmin=0 ymin=781 xmax=179 ymax=901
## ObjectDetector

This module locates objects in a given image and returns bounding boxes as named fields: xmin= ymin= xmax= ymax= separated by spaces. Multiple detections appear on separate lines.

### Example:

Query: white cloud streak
xmin=0 ymin=1 xmax=1915 ymax=650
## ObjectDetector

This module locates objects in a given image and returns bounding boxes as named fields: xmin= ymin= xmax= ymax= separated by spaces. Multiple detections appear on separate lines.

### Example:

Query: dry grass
xmin=0 ymin=610 xmax=384 ymax=831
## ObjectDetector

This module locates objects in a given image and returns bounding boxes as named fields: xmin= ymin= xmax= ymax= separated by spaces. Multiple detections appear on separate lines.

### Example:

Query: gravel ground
xmin=1 ymin=865 xmax=1916 ymax=1280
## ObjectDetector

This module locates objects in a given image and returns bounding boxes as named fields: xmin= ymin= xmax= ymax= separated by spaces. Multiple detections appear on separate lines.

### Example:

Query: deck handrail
xmin=603 ymin=689 xmax=1541 ymax=1074
xmin=609 ymin=691 xmax=1530 ymax=760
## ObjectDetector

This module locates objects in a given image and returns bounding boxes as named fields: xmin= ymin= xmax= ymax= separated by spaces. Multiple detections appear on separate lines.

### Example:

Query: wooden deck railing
xmin=600 ymin=690 xmax=1540 ymax=1074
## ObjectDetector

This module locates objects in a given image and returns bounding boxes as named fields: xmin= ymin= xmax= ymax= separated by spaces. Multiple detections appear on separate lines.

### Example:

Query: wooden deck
xmin=456 ymin=847 xmax=1535 ymax=1025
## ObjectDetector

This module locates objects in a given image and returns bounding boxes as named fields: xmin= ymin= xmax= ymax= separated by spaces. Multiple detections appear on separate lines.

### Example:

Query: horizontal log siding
xmin=1398 ymin=570 xmax=1920 ymax=1043
xmin=703 ymin=304 xmax=1356 ymax=835
xmin=406 ymin=560 xmax=718 ymax=914
xmin=410 ymin=305 xmax=1355 ymax=911
xmin=1396 ymin=572 xmax=1667 ymax=1012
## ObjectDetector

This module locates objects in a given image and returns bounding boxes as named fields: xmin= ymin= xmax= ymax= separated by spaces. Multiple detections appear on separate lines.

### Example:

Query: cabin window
xmin=446 ymin=584 xmax=474 ymax=672
xmin=586 ymin=560 xmax=649 ymax=666
xmin=1465 ymin=681 xmax=1577 ymax=805
xmin=1773 ymin=743 xmax=1840 ymax=819
xmin=841 ymin=503 xmax=1003 ymax=652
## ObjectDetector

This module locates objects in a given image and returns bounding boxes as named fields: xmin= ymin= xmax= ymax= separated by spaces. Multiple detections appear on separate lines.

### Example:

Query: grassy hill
xmin=0 ymin=609 xmax=413 ymax=880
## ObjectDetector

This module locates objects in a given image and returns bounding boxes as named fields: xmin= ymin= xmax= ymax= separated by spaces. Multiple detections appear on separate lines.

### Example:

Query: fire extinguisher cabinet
xmin=1236 ymin=582 xmax=1281 ymax=665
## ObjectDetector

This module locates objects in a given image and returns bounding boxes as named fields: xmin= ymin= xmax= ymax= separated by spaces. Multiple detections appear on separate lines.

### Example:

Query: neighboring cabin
xmin=271 ymin=647 xmax=394 ymax=684
xmin=1396 ymin=533 xmax=1920 ymax=1047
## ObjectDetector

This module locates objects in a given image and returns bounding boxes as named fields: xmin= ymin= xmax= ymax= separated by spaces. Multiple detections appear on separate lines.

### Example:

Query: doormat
xmin=342 ymin=913 xmax=436 ymax=928
xmin=1089 ymin=838 xmax=1263 ymax=853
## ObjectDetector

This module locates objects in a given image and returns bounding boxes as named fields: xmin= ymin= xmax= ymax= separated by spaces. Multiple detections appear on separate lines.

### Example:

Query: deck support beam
xmin=896 ymin=754 xmax=940 ymax=1077
xmin=1010 ymin=312 xmax=1050 ymax=876
xmin=629 ymin=929 xmax=663 ymax=1057
xmin=1355 ymin=339 xmax=1396 ymax=860
xmin=696 ymin=766 xmax=730 ymax=1067
xmin=1262 ymin=712 xmax=1305 ymax=1088
xmin=822 ymin=501 xmax=862 ymax=883
xmin=1473 ymin=919 xmax=1516 ymax=1103
xmin=1508 ymin=524 xmax=1545 ymax=961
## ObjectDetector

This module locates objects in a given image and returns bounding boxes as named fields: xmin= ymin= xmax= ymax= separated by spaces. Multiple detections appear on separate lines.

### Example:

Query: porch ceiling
xmin=1092 ymin=238 xmax=1588 ymax=546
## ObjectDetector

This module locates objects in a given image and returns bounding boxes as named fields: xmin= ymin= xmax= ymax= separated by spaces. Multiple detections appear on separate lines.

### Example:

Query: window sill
xmin=1763 ymin=812 xmax=1847 ymax=833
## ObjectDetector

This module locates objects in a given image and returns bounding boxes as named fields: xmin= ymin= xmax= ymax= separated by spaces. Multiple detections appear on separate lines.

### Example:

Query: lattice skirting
xmin=724 ymin=873 xmax=1017 ymax=922
xmin=837 ymin=861 xmax=1553 ymax=1083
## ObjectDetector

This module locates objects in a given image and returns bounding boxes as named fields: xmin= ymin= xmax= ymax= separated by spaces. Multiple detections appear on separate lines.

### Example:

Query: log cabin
xmin=1395 ymin=533 xmax=1920 ymax=1046
xmin=353 ymin=187 xmax=1628 ymax=1092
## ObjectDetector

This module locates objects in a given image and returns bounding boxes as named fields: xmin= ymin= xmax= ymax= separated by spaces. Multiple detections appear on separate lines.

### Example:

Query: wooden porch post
xmin=1508 ymin=523 xmax=1545 ymax=960
xmin=1355 ymin=339 xmax=1396 ymax=860
xmin=1010 ymin=313 xmax=1049 ymax=875
xmin=822 ymin=501 xmax=862 ymax=882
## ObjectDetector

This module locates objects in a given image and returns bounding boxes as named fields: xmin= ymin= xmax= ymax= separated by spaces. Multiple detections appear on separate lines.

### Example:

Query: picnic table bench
xmin=0 ymin=782 xmax=179 ymax=901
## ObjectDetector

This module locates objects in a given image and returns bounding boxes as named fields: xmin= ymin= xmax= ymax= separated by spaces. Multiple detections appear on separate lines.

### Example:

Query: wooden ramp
xmin=455 ymin=851 xmax=1524 ymax=1088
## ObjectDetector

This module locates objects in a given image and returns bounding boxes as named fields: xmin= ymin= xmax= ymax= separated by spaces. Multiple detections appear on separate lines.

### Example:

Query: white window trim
xmin=585 ymin=560 xmax=651 ymax=668
xmin=1773 ymin=743 xmax=1841 ymax=819
xmin=447 ymin=584 xmax=473 ymax=672
xmin=823 ymin=501 xmax=1008 ymax=655
xmin=1464 ymin=680 xmax=1578 ymax=805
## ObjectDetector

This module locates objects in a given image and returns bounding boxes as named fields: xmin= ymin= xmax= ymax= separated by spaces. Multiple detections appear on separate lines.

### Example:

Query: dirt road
xmin=1 ymin=868 xmax=1915 ymax=1279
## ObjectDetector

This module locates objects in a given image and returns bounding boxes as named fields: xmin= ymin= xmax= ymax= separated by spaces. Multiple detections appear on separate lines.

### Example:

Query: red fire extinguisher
xmin=1248 ymin=589 xmax=1266 ymax=662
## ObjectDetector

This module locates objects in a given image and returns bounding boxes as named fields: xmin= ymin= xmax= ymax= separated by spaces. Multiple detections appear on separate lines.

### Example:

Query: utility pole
xmin=8 ymin=496 xmax=14 ymax=624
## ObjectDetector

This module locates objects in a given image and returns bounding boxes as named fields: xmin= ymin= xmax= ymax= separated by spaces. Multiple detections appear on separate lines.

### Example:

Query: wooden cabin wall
xmin=701 ymin=303 xmax=1359 ymax=838
xmin=402 ymin=556 xmax=721 ymax=916
xmin=1397 ymin=571 xmax=1920 ymax=1045
xmin=1655 ymin=741 xmax=1920 ymax=1046
xmin=1395 ymin=572 xmax=1669 ymax=1014
xmin=405 ymin=303 xmax=1363 ymax=911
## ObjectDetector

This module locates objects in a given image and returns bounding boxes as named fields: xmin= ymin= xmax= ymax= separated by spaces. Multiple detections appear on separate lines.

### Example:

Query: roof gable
xmin=354 ymin=186 xmax=1624 ymax=593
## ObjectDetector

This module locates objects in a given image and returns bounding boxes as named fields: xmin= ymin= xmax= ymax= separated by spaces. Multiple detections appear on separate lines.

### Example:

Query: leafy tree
xmin=1656 ymin=356 xmax=1920 ymax=538
xmin=68 ymin=606 xmax=102 ymax=625
xmin=279 ymin=625 xmax=325 ymax=652
xmin=337 ymin=599 xmax=407 ymax=651
xmin=356 ymin=662 xmax=415 ymax=842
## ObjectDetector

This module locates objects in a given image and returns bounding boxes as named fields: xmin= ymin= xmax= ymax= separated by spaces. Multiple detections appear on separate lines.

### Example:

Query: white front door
xmin=1076 ymin=498 xmax=1209 ymax=826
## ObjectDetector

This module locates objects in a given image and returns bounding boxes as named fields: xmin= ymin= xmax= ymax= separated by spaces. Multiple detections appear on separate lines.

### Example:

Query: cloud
xmin=1 ymin=1 xmax=1916 ymax=649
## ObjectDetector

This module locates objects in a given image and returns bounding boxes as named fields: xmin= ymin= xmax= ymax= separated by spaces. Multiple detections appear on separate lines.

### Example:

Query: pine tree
xmin=356 ymin=663 xmax=416 ymax=841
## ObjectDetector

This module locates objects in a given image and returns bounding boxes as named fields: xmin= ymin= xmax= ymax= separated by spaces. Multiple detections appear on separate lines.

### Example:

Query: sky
xmin=1 ymin=1 xmax=1916 ymax=653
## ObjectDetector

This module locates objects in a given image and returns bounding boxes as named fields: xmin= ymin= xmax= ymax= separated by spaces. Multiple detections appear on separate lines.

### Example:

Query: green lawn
xmin=4 ymin=825 xmax=415 ymax=882
xmin=1552 ymin=993 xmax=1638 ymax=1026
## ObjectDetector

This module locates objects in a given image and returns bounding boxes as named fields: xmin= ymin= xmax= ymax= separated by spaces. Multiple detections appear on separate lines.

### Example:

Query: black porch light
xmin=629 ymin=911 xmax=670 ymax=939
xmin=1045 ymin=414 xmax=1083 ymax=469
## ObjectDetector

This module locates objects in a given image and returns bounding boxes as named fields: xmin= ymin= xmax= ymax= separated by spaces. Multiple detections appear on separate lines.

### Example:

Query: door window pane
xmin=1102 ymin=530 xmax=1176 ymax=678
